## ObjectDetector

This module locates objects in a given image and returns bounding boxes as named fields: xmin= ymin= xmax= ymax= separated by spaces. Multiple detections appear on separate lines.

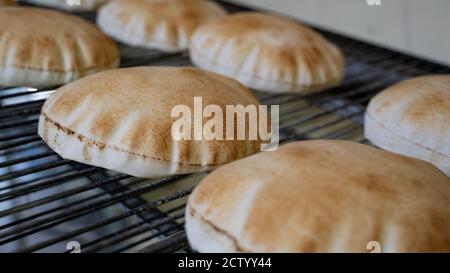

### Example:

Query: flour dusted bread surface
xmin=38 ymin=67 xmax=261 ymax=178
xmin=190 ymin=12 xmax=345 ymax=94
xmin=365 ymin=75 xmax=450 ymax=176
xmin=0 ymin=7 xmax=119 ymax=88
xmin=24 ymin=0 xmax=107 ymax=11
xmin=97 ymin=0 xmax=227 ymax=52
xmin=186 ymin=140 xmax=450 ymax=253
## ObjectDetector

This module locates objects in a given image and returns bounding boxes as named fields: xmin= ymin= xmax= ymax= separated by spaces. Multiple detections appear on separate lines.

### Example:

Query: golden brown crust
xmin=41 ymin=67 xmax=262 ymax=168
xmin=188 ymin=140 xmax=450 ymax=252
xmin=368 ymin=75 xmax=450 ymax=136
xmin=0 ymin=7 xmax=119 ymax=72
xmin=97 ymin=0 xmax=227 ymax=51
xmin=365 ymin=75 xmax=450 ymax=175
xmin=190 ymin=12 xmax=345 ymax=93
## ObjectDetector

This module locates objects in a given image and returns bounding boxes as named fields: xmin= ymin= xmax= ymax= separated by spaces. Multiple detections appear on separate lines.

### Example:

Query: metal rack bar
xmin=21 ymin=187 xmax=193 ymax=253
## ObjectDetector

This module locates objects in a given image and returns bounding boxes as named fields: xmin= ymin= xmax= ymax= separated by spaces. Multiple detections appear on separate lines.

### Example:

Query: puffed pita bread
xmin=23 ymin=0 xmax=107 ymax=11
xmin=38 ymin=67 xmax=262 ymax=178
xmin=97 ymin=0 xmax=227 ymax=52
xmin=186 ymin=140 xmax=450 ymax=253
xmin=0 ymin=7 xmax=119 ymax=88
xmin=365 ymin=75 xmax=450 ymax=176
xmin=190 ymin=12 xmax=345 ymax=94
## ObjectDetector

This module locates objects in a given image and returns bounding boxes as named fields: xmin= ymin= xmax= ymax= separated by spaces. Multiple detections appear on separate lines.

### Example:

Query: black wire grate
xmin=0 ymin=1 xmax=449 ymax=253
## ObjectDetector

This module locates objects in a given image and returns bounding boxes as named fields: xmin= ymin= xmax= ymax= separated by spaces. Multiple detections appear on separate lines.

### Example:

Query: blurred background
xmin=225 ymin=0 xmax=450 ymax=66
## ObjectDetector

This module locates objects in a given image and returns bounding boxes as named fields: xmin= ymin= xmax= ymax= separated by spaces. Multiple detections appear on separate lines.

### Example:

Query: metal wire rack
xmin=1 ymin=1 xmax=449 ymax=253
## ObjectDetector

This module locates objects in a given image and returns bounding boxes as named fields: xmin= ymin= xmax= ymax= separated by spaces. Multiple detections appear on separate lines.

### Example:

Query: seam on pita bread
xmin=190 ymin=43 xmax=340 ymax=90
xmin=42 ymin=112 xmax=221 ymax=167
xmin=365 ymin=112 xmax=450 ymax=158
xmin=188 ymin=204 xmax=252 ymax=252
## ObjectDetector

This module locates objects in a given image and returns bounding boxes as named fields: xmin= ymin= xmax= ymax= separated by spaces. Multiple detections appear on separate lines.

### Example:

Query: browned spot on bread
xmin=358 ymin=173 xmax=398 ymax=196
xmin=403 ymin=89 xmax=449 ymax=128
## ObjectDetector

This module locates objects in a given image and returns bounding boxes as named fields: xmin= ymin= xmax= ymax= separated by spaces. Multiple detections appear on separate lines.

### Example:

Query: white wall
xmin=224 ymin=0 xmax=450 ymax=66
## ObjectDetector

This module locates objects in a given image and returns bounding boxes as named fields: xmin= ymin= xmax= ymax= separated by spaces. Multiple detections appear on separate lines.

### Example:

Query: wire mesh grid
xmin=0 ymin=1 xmax=449 ymax=253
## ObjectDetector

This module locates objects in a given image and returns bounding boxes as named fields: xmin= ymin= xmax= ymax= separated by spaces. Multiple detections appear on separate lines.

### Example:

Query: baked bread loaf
xmin=190 ymin=12 xmax=345 ymax=94
xmin=39 ymin=67 xmax=262 ymax=178
xmin=23 ymin=0 xmax=107 ymax=11
xmin=186 ymin=140 xmax=450 ymax=253
xmin=0 ymin=7 xmax=119 ymax=88
xmin=97 ymin=0 xmax=227 ymax=52
xmin=365 ymin=75 xmax=450 ymax=176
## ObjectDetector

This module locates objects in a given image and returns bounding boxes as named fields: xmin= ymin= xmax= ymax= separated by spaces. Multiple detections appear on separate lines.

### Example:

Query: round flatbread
xmin=97 ymin=0 xmax=227 ymax=52
xmin=365 ymin=75 xmax=450 ymax=176
xmin=39 ymin=67 xmax=262 ymax=178
xmin=0 ymin=7 xmax=119 ymax=88
xmin=186 ymin=140 xmax=450 ymax=252
xmin=190 ymin=12 xmax=345 ymax=94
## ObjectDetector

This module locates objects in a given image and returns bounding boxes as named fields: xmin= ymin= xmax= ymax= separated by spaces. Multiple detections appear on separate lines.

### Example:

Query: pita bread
xmin=38 ymin=67 xmax=262 ymax=178
xmin=0 ymin=7 xmax=119 ymax=88
xmin=23 ymin=0 xmax=106 ymax=11
xmin=97 ymin=0 xmax=227 ymax=52
xmin=365 ymin=75 xmax=450 ymax=176
xmin=186 ymin=140 xmax=450 ymax=253
xmin=190 ymin=12 xmax=345 ymax=94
